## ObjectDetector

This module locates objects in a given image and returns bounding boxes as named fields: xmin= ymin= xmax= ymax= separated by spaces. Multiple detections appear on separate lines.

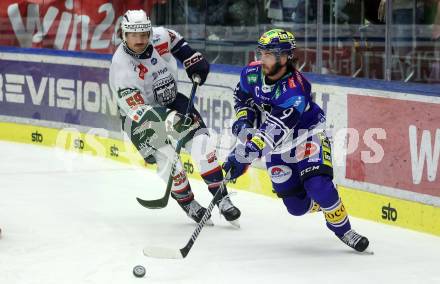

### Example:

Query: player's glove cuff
xmin=183 ymin=52 xmax=210 ymax=85
xmin=245 ymin=136 xmax=265 ymax=159
xmin=232 ymin=119 xmax=254 ymax=143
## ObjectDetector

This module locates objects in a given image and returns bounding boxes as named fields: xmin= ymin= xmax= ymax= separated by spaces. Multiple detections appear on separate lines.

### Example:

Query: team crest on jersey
xmin=137 ymin=63 xmax=148 ymax=79
xmin=151 ymin=58 xmax=157 ymax=65
xmin=295 ymin=141 xmax=320 ymax=161
xmin=268 ymin=165 xmax=292 ymax=184
xmin=153 ymin=74 xmax=177 ymax=105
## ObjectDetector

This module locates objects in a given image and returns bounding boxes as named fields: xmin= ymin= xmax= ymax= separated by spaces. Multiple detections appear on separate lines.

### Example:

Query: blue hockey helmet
xmin=257 ymin=29 xmax=296 ymax=56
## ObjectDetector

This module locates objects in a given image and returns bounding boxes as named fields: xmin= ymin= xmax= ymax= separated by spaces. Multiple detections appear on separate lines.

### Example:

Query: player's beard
xmin=263 ymin=61 xmax=283 ymax=77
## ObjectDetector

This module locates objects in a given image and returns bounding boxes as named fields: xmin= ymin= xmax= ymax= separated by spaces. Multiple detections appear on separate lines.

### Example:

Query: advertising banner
xmin=346 ymin=94 xmax=440 ymax=197
xmin=0 ymin=54 xmax=121 ymax=131
xmin=0 ymin=0 xmax=165 ymax=53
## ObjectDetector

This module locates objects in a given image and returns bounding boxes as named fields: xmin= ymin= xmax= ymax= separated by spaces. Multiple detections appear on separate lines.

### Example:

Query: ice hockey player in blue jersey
xmin=222 ymin=29 xmax=370 ymax=252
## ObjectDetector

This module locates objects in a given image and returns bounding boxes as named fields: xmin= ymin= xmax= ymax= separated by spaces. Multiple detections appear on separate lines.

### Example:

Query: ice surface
xmin=0 ymin=141 xmax=439 ymax=284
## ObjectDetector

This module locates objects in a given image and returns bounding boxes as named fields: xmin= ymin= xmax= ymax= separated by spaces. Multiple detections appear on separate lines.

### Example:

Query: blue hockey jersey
xmin=233 ymin=62 xmax=326 ymax=153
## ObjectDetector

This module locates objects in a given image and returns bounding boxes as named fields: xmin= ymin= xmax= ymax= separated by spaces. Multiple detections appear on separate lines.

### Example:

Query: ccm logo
xmin=300 ymin=165 xmax=320 ymax=176
xmin=381 ymin=203 xmax=398 ymax=222
xmin=31 ymin=131 xmax=43 ymax=143
xmin=184 ymin=53 xmax=203 ymax=68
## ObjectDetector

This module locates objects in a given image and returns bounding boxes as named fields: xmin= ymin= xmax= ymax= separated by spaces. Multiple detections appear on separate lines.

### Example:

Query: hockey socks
xmin=303 ymin=176 xmax=370 ymax=252
xmin=308 ymin=200 xmax=321 ymax=213
xmin=321 ymin=198 xmax=351 ymax=236
xmin=170 ymin=170 xmax=212 ymax=224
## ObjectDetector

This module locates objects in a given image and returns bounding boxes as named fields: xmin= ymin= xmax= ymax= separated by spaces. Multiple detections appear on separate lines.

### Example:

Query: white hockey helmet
xmin=121 ymin=10 xmax=152 ymax=43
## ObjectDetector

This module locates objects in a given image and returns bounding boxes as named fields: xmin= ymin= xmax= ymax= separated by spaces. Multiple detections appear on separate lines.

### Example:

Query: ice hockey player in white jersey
xmin=109 ymin=10 xmax=240 ymax=225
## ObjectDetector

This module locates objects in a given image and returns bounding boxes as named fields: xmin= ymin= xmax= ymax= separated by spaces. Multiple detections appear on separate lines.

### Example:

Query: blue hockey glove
xmin=183 ymin=52 xmax=210 ymax=85
xmin=232 ymin=119 xmax=253 ymax=143
xmin=223 ymin=136 xmax=265 ymax=180
xmin=222 ymin=149 xmax=251 ymax=180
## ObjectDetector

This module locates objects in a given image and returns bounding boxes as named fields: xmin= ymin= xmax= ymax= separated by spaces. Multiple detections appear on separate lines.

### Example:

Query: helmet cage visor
xmin=255 ymin=46 xmax=293 ymax=62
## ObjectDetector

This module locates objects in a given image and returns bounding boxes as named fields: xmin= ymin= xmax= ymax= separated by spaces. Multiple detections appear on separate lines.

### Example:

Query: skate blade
xmin=203 ymin=219 xmax=214 ymax=226
xmin=362 ymin=248 xmax=374 ymax=255
xmin=227 ymin=219 xmax=240 ymax=229
xmin=356 ymin=247 xmax=374 ymax=255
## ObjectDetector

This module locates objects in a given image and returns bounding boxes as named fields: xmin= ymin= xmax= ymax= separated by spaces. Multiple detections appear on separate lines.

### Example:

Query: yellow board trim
xmin=338 ymin=186 xmax=440 ymax=237
xmin=1 ymin=121 xmax=439 ymax=237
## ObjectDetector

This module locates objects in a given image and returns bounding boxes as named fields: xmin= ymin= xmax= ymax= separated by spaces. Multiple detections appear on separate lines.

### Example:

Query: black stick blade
xmin=136 ymin=196 xmax=170 ymax=209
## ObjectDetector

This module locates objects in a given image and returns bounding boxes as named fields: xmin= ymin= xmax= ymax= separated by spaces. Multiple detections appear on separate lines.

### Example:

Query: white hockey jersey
xmin=109 ymin=27 xmax=185 ymax=122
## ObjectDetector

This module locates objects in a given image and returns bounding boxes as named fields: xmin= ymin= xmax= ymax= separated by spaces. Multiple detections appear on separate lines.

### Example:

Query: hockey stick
xmin=136 ymin=76 xmax=201 ymax=209
xmin=143 ymin=176 xmax=228 ymax=259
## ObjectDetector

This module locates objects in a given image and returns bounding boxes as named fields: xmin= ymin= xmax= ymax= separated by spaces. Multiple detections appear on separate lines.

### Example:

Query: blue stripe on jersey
xmin=171 ymin=38 xmax=186 ymax=53
xmin=278 ymin=96 xmax=306 ymax=112
xmin=171 ymin=42 xmax=195 ymax=63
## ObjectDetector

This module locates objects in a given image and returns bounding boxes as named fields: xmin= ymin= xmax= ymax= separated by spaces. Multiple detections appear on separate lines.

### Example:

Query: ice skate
xmin=217 ymin=195 xmax=241 ymax=228
xmin=178 ymin=199 xmax=213 ymax=226
xmin=338 ymin=229 xmax=371 ymax=253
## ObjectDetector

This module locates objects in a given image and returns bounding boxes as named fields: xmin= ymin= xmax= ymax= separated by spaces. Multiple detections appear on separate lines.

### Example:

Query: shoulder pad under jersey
xmin=151 ymin=27 xmax=168 ymax=44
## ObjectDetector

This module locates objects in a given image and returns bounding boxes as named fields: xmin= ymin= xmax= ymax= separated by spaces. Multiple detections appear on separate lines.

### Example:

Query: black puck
xmin=133 ymin=265 xmax=146 ymax=278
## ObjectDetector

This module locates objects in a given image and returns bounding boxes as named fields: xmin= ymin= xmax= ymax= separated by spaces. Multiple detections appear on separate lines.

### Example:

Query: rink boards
xmin=0 ymin=47 xmax=439 ymax=236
